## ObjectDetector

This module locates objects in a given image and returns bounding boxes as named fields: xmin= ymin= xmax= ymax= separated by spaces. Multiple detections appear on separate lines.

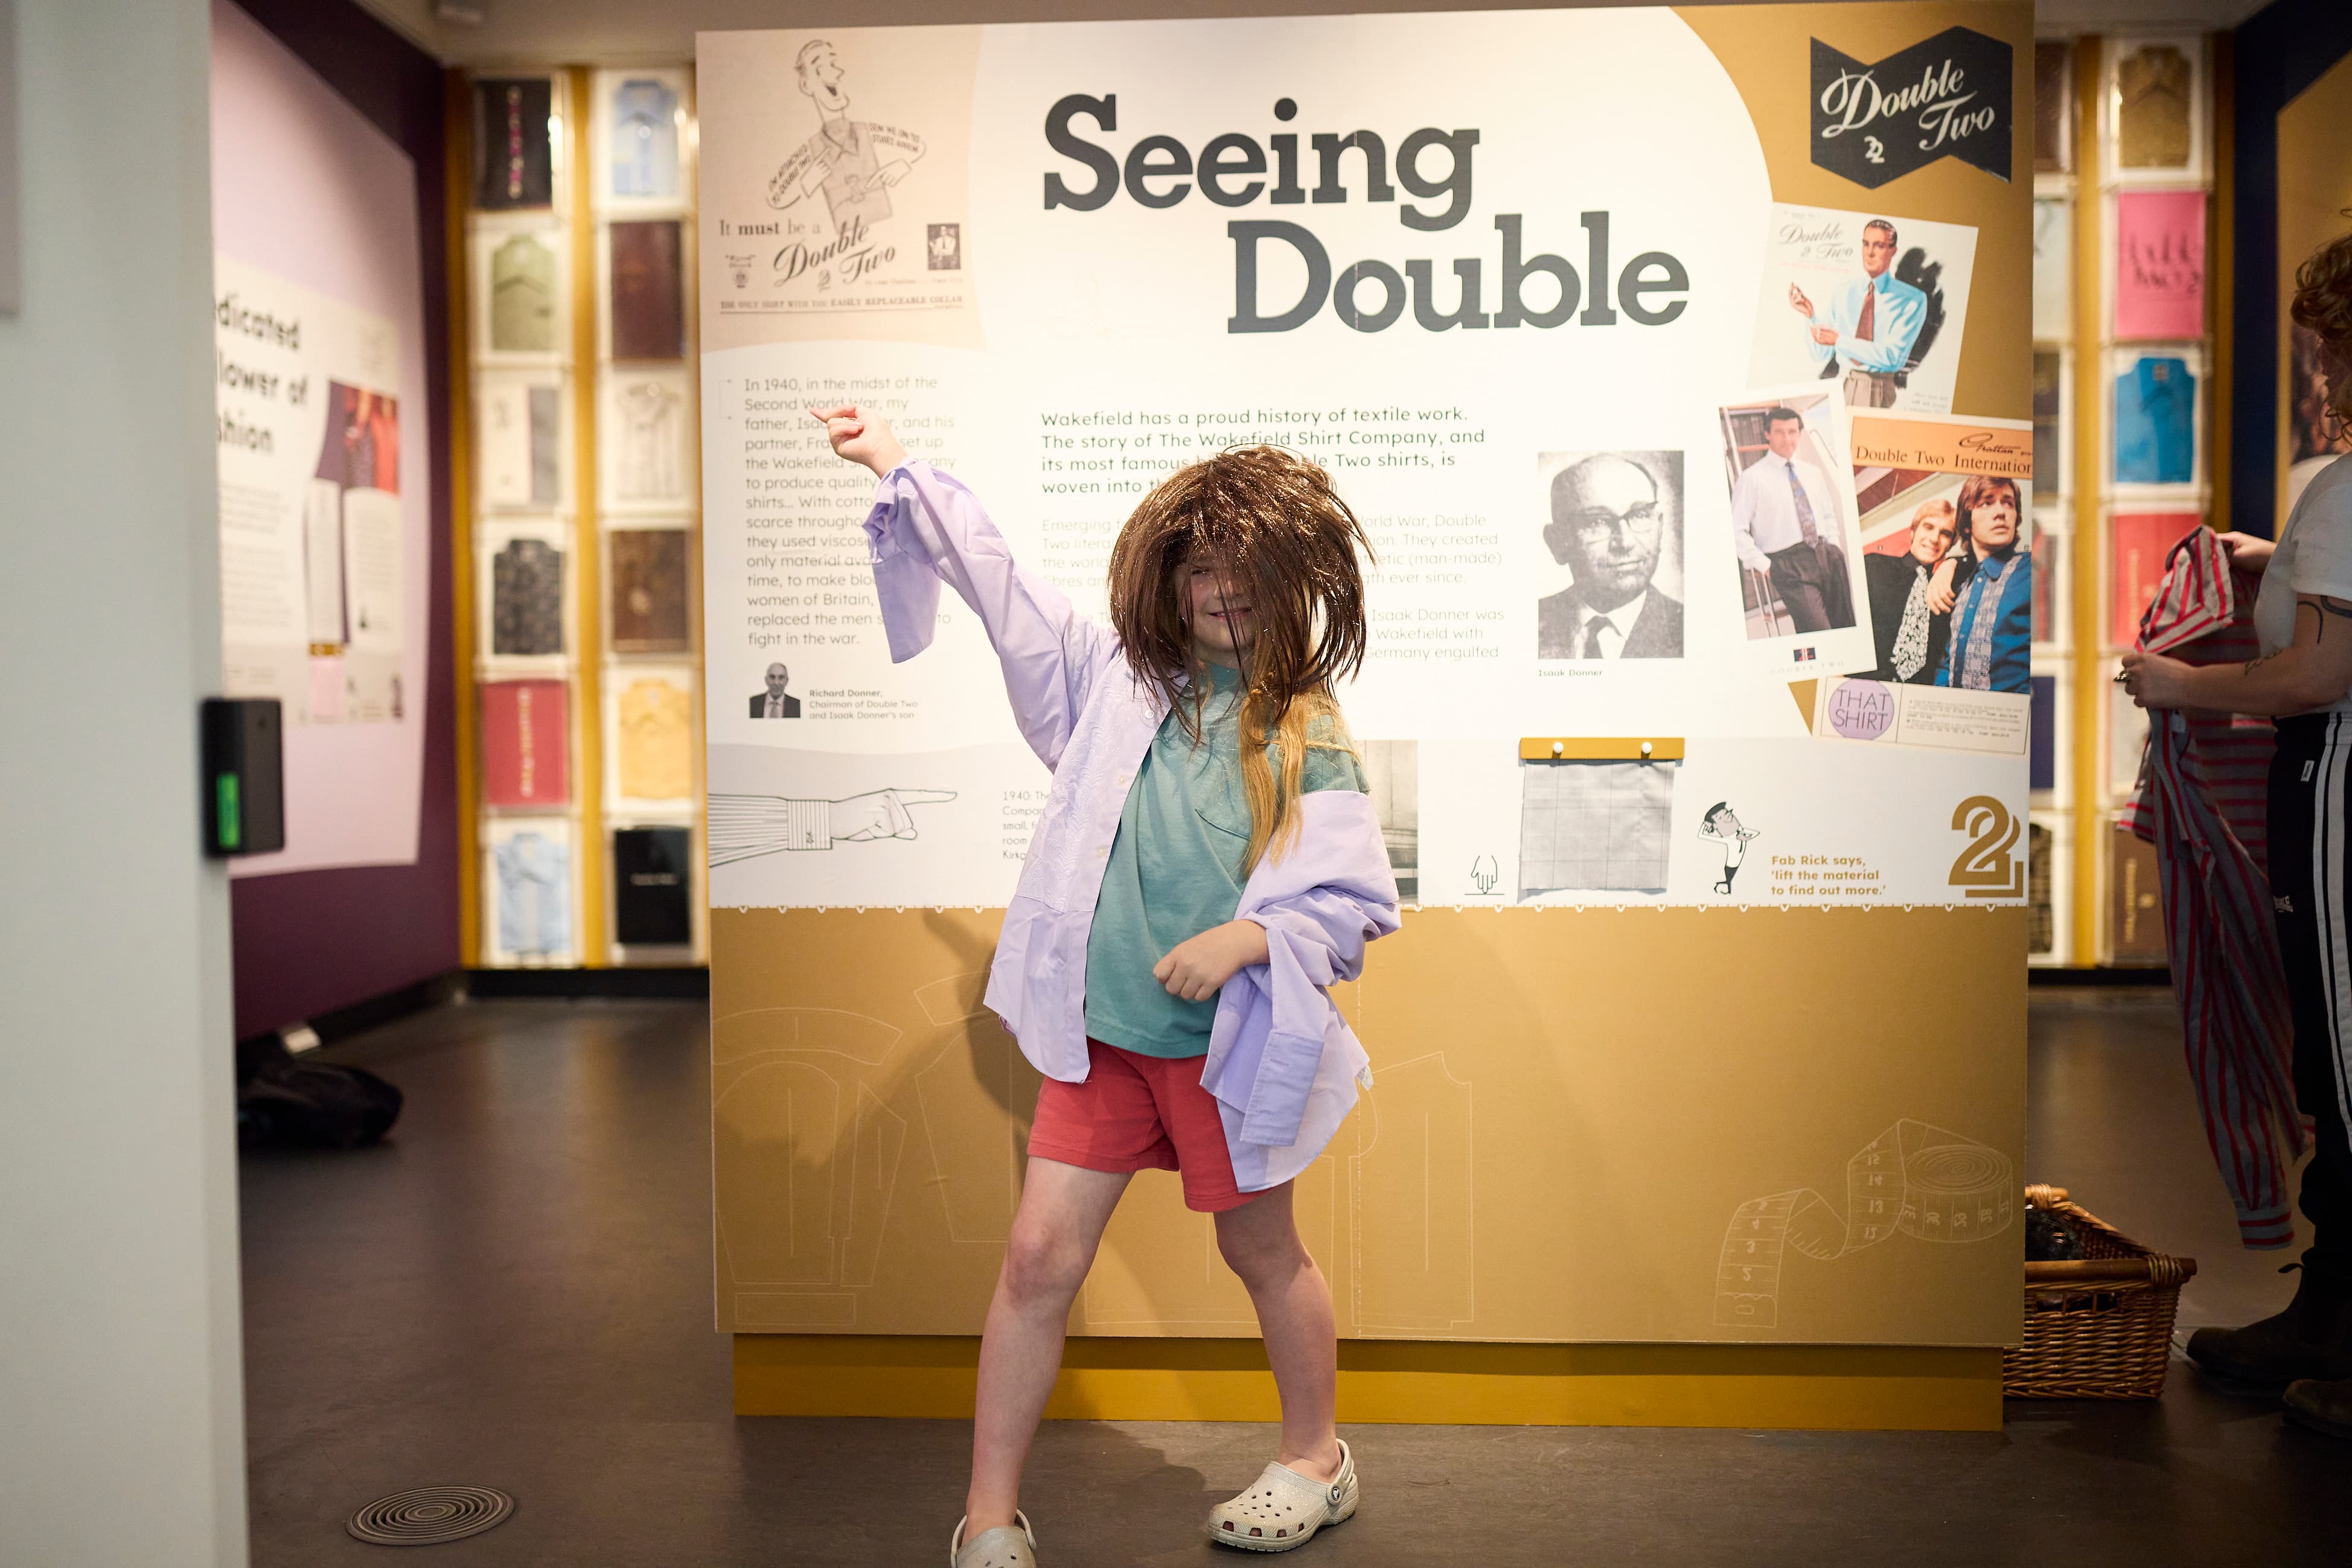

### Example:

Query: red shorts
xmin=1028 ymin=1038 xmax=1252 ymax=1213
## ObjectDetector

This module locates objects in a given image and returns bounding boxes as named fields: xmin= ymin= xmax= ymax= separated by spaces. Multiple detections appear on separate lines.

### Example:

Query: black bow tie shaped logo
xmin=1810 ymin=27 xmax=2012 ymax=190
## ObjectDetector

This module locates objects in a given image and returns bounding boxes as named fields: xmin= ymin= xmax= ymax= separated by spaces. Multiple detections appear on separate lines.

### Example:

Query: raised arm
xmin=812 ymin=404 xmax=1117 ymax=769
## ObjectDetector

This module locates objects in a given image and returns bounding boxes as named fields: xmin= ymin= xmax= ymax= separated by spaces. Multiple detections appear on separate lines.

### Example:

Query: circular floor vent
xmin=346 ymin=1486 xmax=514 ymax=1546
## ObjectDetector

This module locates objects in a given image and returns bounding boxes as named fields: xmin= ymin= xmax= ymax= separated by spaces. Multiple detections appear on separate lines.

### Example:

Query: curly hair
xmin=1105 ymin=446 xmax=1372 ymax=869
xmin=2293 ymin=223 xmax=2352 ymax=432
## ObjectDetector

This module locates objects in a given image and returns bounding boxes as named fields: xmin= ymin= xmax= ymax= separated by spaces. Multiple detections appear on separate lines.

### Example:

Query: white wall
xmin=0 ymin=1 xmax=248 ymax=1563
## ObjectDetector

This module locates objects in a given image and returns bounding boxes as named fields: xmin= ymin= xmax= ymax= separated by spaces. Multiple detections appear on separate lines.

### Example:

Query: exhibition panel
xmin=695 ymin=0 xmax=2034 ymax=1416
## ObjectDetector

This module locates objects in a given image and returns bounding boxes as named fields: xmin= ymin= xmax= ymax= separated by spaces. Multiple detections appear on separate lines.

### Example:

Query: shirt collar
xmin=1575 ymin=587 xmax=1649 ymax=638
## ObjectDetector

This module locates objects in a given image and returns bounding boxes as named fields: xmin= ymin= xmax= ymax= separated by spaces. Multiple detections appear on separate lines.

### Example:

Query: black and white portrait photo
xmin=751 ymin=661 xmax=802 ymax=718
xmin=1534 ymin=451 xmax=1685 ymax=661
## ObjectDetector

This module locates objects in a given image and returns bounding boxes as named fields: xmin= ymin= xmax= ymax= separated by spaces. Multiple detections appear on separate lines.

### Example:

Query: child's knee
xmin=1000 ymin=1218 xmax=1091 ymax=1303
xmin=1216 ymin=1222 xmax=1307 ymax=1285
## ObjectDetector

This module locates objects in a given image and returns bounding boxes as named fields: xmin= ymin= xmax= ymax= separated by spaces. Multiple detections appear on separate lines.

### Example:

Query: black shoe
xmin=2284 ymin=1376 xmax=2352 ymax=1438
xmin=2185 ymin=1267 xmax=2352 ymax=1394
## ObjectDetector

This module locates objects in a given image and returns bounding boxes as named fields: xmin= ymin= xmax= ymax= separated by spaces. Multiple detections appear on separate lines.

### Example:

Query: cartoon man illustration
xmin=765 ymin=40 xmax=925 ymax=237
xmin=1788 ymin=218 xmax=1926 ymax=409
xmin=1698 ymin=802 xmax=1760 ymax=895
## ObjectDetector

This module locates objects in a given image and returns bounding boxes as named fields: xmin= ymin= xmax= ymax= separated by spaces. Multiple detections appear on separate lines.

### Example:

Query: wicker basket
xmin=2002 ymin=1184 xmax=2199 ymax=1399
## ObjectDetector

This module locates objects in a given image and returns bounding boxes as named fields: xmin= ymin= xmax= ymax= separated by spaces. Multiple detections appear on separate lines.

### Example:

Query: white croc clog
xmin=950 ymin=1509 xmax=1038 ymax=1568
xmin=1204 ymin=1439 xmax=1358 ymax=1552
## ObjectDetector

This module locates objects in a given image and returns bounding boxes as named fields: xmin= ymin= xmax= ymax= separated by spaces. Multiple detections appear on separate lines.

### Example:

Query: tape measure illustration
xmin=1714 ymin=1119 xmax=2015 ymax=1330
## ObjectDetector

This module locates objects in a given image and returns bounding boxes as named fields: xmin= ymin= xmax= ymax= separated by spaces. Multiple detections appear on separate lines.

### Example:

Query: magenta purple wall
xmin=216 ymin=0 xmax=457 ymax=1037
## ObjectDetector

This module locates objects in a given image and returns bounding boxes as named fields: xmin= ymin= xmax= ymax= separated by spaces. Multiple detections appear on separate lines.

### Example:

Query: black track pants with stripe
xmin=2269 ymin=714 xmax=2352 ymax=1284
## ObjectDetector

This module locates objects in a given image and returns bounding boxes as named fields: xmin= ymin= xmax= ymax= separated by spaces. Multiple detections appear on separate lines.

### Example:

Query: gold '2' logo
xmin=1948 ymin=796 xmax=2024 ymax=899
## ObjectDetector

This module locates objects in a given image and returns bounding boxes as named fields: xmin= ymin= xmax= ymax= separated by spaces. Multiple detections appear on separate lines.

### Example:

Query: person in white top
xmin=2122 ymin=225 xmax=2352 ymax=1442
xmin=1729 ymin=407 xmax=1854 ymax=634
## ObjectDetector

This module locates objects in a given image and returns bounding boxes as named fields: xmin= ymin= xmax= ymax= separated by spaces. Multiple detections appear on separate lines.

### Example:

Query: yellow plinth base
xmin=733 ymin=1336 xmax=2004 ymax=1432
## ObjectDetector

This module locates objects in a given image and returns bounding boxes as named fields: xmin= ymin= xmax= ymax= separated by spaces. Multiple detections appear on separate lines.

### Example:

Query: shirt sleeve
xmin=1730 ymin=465 xmax=1772 ymax=572
xmin=1803 ymin=284 xmax=1841 ymax=369
xmin=863 ymin=462 xmax=1119 ymax=770
xmin=1841 ymin=280 xmax=1926 ymax=374
xmin=1299 ymin=719 xmax=1369 ymax=795
xmin=2287 ymin=476 xmax=2352 ymax=603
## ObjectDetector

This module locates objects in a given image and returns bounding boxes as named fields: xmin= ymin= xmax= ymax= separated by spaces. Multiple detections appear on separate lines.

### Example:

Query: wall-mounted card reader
xmin=202 ymin=698 xmax=285 ymax=857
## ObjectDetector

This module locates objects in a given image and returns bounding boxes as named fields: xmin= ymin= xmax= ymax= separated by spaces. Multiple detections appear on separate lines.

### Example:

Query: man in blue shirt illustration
xmin=1788 ymin=218 xmax=1927 ymax=410
xmin=1935 ymin=476 xmax=2033 ymax=694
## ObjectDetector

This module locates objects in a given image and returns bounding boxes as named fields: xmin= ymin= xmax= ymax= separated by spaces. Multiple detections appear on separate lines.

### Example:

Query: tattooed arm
xmin=2121 ymin=594 xmax=2352 ymax=713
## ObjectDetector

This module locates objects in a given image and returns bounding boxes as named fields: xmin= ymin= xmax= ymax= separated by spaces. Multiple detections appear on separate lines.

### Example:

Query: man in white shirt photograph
xmin=1728 ymin=406 xmax=1855 ymax=637
xmin=1535 ymin=451 xmax=1684 ymax=660
xmin=1788 ymin=218 xmax=1927 ymax=410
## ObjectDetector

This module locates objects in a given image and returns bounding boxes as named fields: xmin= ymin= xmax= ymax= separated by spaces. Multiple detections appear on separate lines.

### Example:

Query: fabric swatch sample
xmin=609 ymin=220 xmax=685 ymax=360
xmin=491 ymin=538 xmax=565 ymax=656
xmin=610 ymin=529 xmax=691 ymax=652
xmin=1518 ymin=759 xmax=1675 ymax=897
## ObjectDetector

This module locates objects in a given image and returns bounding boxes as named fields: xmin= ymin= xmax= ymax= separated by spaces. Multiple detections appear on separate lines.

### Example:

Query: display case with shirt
xmin=484 ymin=817 xmax=575 ymax=964
xmin=2111 ymin=349 xmax=2200 ymax=488
xmin=479 ymin=520 xmax=570 ymax=663
xmin=2105 ymin=37 xmax=2205 ymax=182
xmin=593 ymin=69 xmax=691 ymax=209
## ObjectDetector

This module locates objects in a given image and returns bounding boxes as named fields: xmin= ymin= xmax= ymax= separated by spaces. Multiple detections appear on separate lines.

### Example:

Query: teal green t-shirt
xmin=1082 ymin=663 xmax=1367 ymax=1059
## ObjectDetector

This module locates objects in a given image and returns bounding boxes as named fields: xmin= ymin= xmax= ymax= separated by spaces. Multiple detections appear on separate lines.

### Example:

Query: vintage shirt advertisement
xmin=696 ymin=11 xmax=2027 ymax=914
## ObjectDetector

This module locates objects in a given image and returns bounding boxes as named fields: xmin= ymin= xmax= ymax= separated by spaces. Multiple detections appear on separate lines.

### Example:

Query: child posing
xmin=811 ymin=406 xmax=1399 ymax=1565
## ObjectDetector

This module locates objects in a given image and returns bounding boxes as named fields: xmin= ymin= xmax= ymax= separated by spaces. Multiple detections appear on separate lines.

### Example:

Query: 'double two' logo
xmin=1809 ymin=27 xmax=2012 ymax=190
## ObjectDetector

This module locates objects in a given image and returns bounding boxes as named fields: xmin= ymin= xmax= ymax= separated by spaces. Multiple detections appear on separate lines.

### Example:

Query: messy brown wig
xmin=1106 ymin=446 xmax=1373 ymax=870
xmin=2293 ymin=222 xmax=2352 ymax=433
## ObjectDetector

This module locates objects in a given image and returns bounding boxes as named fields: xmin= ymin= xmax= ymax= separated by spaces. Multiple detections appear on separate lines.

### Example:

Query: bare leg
xmin=963 ymin=1157 xmax=1132 ymax=1534
xmin=1215 ymin=1182 xmax=1342 ymax=1481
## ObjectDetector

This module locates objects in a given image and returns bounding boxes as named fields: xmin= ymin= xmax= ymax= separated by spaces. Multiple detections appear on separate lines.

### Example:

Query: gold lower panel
xmin=733 ymin=1334 xmax=2004 ymax=1432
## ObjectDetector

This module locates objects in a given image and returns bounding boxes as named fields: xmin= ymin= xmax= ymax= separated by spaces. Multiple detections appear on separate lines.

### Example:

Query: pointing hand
xmin=828 ymin=788 xmax=957 ymax=842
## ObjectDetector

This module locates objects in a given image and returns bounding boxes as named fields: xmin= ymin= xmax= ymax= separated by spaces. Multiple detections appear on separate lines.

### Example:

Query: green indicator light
xmin=217 ymin=774 xmax=241 ymax=852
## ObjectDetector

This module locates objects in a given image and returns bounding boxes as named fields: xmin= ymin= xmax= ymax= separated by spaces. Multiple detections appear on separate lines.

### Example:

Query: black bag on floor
xmin=235 ymin=1035 xmax=403 ymax=1150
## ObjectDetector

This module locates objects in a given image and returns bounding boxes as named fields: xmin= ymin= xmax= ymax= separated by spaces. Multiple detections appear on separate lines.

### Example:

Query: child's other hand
xmin=1152 ymin=919 xmax=1271 ymax=1003
xmin=807 ymin=404 xmax=907 ymax=477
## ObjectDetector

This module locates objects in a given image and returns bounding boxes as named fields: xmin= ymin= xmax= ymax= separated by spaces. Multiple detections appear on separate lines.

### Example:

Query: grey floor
xmin=240 ymin=990 xmax=2347 ymax=1567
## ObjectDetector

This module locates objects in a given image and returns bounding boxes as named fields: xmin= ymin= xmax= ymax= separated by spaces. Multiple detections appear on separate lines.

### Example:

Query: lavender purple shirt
xmin=862 ymin=462 xmax=1399 ymax=1190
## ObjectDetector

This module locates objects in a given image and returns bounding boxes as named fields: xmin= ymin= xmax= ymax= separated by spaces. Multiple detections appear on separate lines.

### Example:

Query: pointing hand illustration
xmin=829 ymin=788 xmax=957 ymax=842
